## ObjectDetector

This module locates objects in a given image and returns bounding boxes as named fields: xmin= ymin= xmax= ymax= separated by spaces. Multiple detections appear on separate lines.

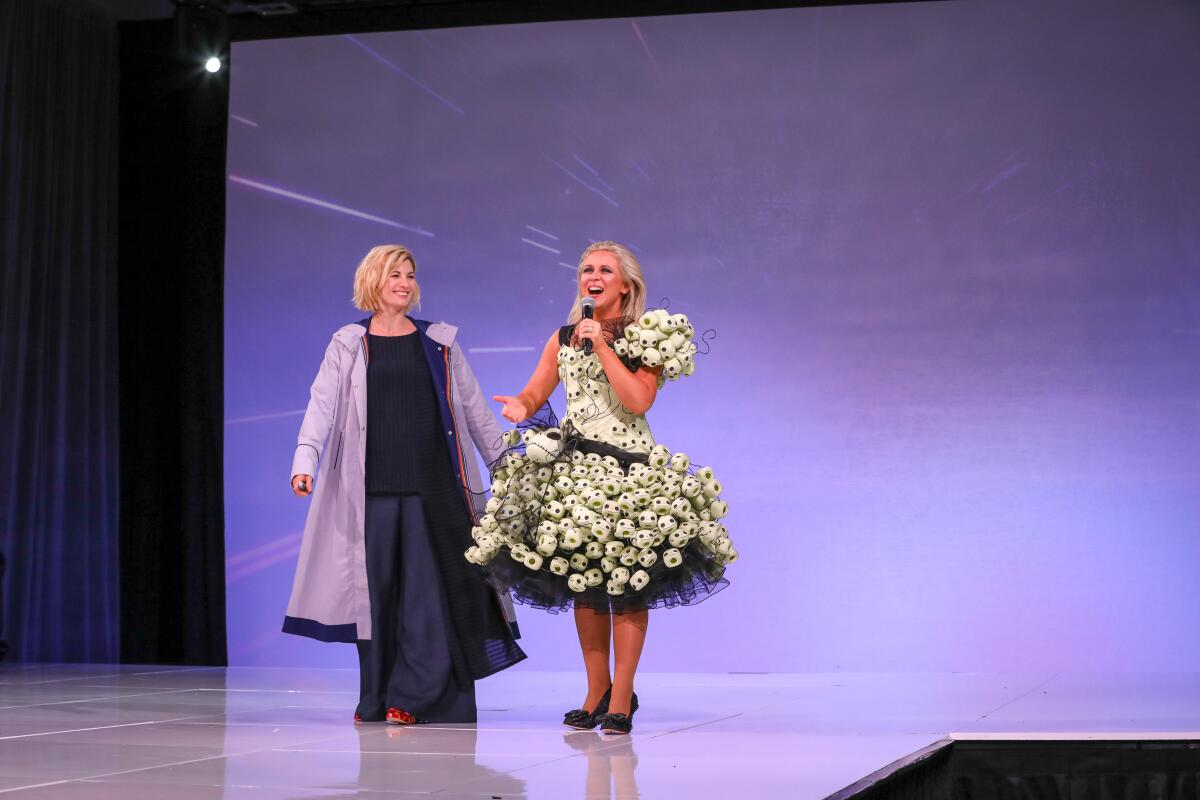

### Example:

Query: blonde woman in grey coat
xmin=286 ymin=244 xmax=525 ymax=724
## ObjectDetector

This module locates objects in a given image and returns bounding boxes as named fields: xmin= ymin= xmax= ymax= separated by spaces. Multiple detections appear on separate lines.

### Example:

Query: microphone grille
xmin=580 ymin=297 xmax=596 ymax=310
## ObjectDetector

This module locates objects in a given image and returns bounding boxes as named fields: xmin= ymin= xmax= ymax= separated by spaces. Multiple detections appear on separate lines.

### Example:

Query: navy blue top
xmin=364 ymin=331 xmax=448 ymax=495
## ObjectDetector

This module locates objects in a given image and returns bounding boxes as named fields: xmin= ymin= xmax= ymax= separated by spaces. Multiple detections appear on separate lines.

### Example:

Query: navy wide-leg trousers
xmin=355 ymin=494 xmax=476 ymax=723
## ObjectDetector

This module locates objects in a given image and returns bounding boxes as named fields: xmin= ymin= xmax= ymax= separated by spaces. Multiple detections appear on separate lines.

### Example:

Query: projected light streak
xmin=631 ymin=22 xmax=665 ymax=84
xmin=545 ymin=156 xmax=619 ymax=208
xmin=521 ymin=237 xmax=560 ymax=255
xmin=468 ymin=346 xmax=537 ymax=353
xmin=344 ymin=34 xmax=465 ymax=116
xmin=559 ymin=262 xmax=576 ymax=271
xmin=573 ymin=154 xmax=599 ymax=176
xmin=526 ymin=224 xmax=559 ymax=240
xmin=226 ymin=532 xmax=303 ymax=582
xmin=570 ymin=155 xmax=616 ymax=195
xmin=982 ymin=160 xmax=1026 ymax=194
xmin=971 ymin=150 xmax=1020 ymax=192
xmin=229 ymin=175 xmax=435 ymax=237
xmin=231 ymin=114 xmax=259 ymax=128
xmin=227 ymin=532 xmax=303 ymax=569
xmin=225 ymin=409 xmax=305 ymax=425
xmin=629 ymin=158 xmax=651 ymax=181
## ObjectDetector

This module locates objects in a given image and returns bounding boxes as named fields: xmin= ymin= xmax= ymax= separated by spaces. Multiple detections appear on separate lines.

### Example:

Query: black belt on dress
xmin=569 ymin=434 xmax=649 ymax=470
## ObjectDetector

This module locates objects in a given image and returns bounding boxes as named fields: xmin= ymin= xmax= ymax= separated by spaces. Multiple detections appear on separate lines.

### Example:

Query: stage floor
xmin=1 ymin=666 xmax=1198 ymax=798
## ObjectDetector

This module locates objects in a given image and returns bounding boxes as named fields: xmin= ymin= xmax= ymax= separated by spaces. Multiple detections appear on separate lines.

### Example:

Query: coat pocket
xmin=332 ymin=432 xmax=344 ymax=470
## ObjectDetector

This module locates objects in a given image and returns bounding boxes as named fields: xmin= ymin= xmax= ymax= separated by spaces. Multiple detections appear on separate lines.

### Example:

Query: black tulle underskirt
xmin=486 ymin=536 xmax=729 ymax=615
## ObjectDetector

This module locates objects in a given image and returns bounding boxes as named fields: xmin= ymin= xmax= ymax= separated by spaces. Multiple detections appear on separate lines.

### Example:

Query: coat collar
xmin=413 ymin=318 xmax=459 ymax=347
xmin=333 ymin=316 xmax=458 ymax=352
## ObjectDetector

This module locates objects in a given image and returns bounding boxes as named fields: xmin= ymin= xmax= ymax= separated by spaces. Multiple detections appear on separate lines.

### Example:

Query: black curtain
xmin=0 ymin=0 xmax=121 ymax=662
xmin=117 ymin=17 xmax=229 ymax=665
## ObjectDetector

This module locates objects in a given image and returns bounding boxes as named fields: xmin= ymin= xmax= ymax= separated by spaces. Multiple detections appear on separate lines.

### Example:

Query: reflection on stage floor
xmin=1 ymin=666 xmax=1197 ymax=798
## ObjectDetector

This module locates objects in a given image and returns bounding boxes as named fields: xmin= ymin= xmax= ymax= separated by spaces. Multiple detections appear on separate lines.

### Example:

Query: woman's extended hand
xmin=292 ymin=474 xmax=314 ymax=497
xmin=493 ymin=395 xmax=530 ymax=424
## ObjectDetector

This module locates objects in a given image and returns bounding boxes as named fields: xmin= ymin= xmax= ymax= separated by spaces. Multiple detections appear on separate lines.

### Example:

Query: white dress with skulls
xmin=466 ymin=309 xmax=735 ymax=613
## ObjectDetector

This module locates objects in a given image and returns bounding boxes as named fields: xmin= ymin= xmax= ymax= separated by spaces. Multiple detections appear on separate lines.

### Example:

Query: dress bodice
xmin=557 ymin=342 xmax=655 ymax=454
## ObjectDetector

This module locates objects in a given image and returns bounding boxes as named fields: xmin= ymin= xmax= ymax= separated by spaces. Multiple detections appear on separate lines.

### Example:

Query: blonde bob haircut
xmin=352 ymin=245 xmax=420 ymax=313
xmin=567 ymin=241 xmax=646 ymax=325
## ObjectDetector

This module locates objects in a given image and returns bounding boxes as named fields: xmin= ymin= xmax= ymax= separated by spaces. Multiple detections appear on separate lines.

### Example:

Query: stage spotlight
xmin=174 ymin=2 xmax=229 ymax=69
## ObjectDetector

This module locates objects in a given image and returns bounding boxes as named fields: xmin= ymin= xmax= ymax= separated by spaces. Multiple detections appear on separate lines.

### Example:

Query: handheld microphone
xmin=580 ymin=297 xmax=596 ymax=356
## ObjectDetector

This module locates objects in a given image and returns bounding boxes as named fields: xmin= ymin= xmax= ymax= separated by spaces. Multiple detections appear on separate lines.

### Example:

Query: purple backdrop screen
xmin=225 ymin=0 xmax=1200 ymax=671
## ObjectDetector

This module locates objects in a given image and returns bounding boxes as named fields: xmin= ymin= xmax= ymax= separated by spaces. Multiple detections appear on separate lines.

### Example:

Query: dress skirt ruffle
xmin=466 ymin=425 xmax=737 ymax=614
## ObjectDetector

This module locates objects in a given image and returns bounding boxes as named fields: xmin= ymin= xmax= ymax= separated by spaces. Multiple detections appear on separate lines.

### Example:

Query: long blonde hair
xmin=566 ymin=241 xmax=646 ymax=325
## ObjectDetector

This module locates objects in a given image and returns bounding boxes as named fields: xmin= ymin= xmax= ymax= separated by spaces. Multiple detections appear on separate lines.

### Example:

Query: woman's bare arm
xmin=575 ymin=323 xmax=660 ymax=415
xmin=596 ymin=342 xmax=660 ymax=415
xmin=493 ymin=331 xmax=561 ymax=423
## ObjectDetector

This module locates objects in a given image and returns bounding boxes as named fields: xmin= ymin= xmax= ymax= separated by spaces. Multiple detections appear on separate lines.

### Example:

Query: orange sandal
xmin=386 ymin=707 xmax=419 ymax=725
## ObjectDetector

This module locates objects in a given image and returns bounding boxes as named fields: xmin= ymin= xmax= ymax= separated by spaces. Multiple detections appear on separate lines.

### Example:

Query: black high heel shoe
xmin=598 ymin=692 xmax=639 ymax=735
xmin=563 ymin=687 xmax=611 ymax=730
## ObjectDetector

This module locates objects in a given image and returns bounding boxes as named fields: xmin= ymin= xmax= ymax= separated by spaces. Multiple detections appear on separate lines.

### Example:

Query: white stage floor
xmin=1 ymin=666 xmax=1198 ymax=798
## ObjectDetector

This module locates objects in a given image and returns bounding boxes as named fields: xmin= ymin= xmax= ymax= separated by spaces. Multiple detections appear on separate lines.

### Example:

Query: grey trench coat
xmin=283 ymin=317 xmax=517 ymax=642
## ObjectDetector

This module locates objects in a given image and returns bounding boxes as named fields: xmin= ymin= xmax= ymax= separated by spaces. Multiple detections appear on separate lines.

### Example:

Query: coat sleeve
xmin=291 ymin=334 xmax=344 ymax=480
xmin=451 ymin=344 xmax=506 ymax=473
